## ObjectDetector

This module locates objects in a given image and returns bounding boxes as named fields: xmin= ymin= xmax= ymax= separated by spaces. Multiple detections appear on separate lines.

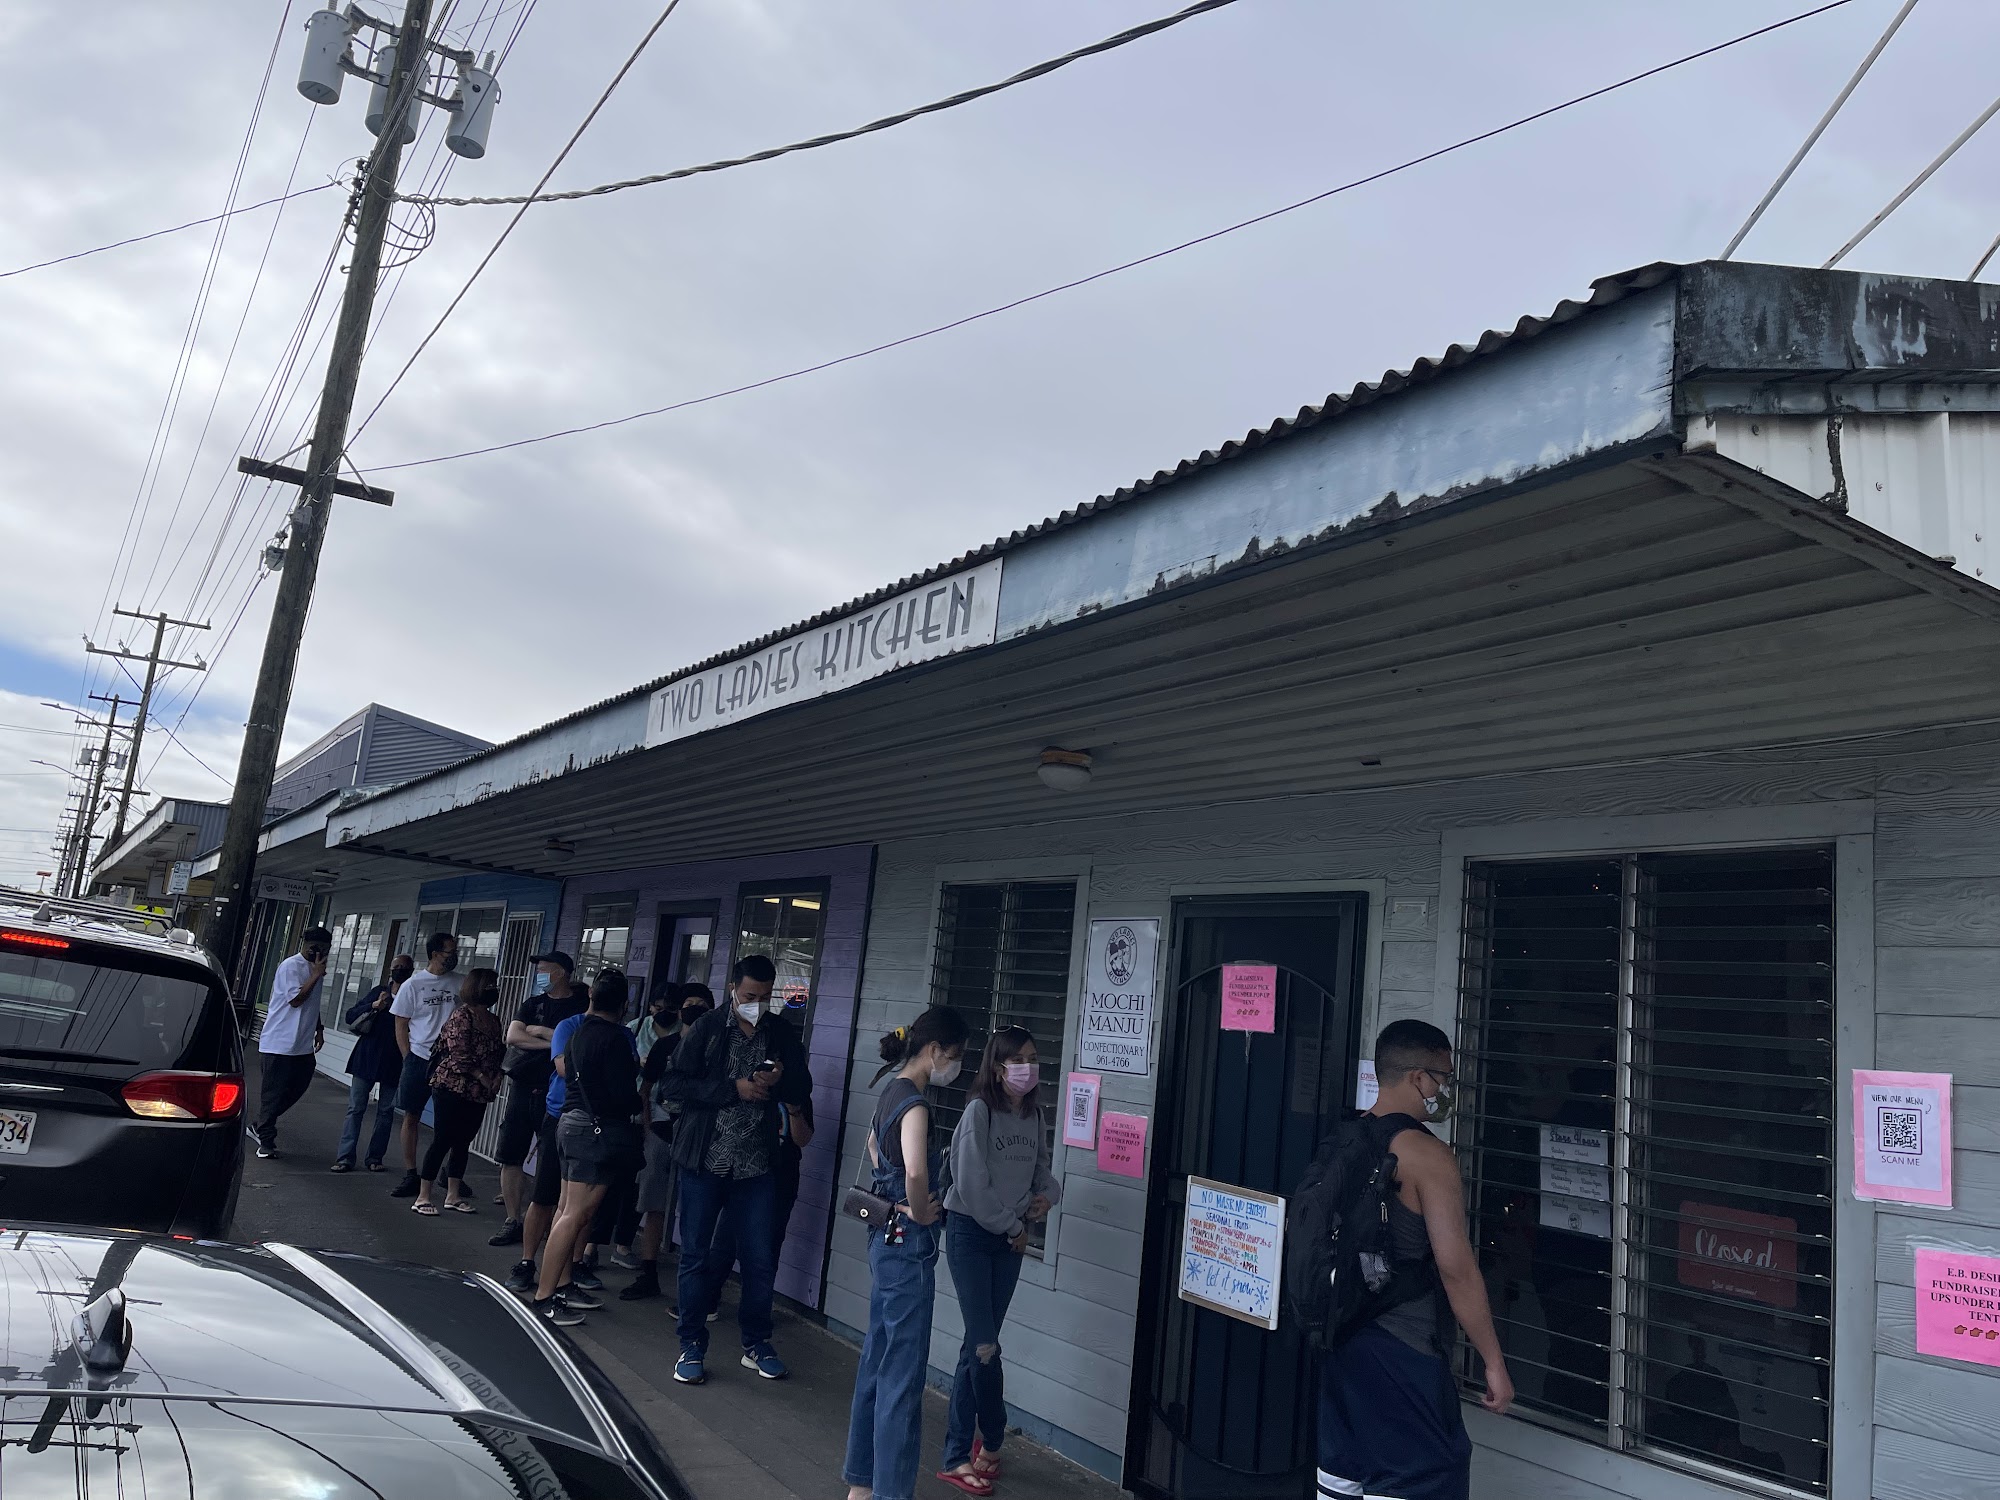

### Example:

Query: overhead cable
xmin=1825 ymin=89 xmax=2000 ymax=267
xmin=370 ymin=0 xmax=1858 ymax=474
xmin=0 ymin=184 xmax=337 ymax=284
xmin=405 ymin=0 xmax=1246 ymax=210
xmin=347 ymin=0 xmax=688 ymax=443
xmin=1720 ymin=0 xmax=1920 ymax=260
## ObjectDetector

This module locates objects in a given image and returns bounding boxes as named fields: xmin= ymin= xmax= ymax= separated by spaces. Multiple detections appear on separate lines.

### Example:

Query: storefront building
xmin=331 ymin=262 xmax=2000 ymax=1500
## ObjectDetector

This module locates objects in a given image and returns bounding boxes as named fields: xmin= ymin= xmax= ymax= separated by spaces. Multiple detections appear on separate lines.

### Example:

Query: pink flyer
xmin=1098 ymin=1111 xmax=1148 ymax=1179
xmin=1852 ymin=1069 xmax=1953 ymax=1208
xmin=1219 ymin=964 xmax=1277 ymax=1033
xmin=1914 ymin=1248 xmax=2000 ymax=1368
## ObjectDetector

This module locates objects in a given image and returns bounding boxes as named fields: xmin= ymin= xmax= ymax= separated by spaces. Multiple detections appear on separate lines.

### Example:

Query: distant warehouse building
xmin=332 ymin=262 xmax=2000 ymax=1500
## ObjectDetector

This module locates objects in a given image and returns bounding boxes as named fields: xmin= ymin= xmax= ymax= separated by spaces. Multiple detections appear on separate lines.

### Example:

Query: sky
xmin=1 ymin=0 xmax=1997 ymax=886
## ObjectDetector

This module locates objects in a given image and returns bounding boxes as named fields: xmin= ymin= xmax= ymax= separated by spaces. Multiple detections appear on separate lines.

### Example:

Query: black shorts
xmin=558 ymin=1115 xmax=641 ymax=1188
xmin=530 ymin=1115 xmax=563 ymax=1208
xmin=496 ymin=1078 xmax=548 ymax=1166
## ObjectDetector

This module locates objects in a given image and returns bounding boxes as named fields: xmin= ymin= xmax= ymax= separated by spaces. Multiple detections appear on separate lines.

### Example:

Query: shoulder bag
xmin=841 ymin=1091 xmax=924 ymax=1228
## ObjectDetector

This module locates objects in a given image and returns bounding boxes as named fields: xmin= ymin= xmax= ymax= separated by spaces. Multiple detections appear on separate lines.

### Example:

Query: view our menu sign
xmin=645 ymin=558 xmax=1002 ymax=747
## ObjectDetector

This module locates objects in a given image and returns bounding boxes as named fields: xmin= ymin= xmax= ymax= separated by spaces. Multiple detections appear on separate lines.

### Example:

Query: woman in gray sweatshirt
xmin=936 ymin=1026 xmax=1060 ymax=1495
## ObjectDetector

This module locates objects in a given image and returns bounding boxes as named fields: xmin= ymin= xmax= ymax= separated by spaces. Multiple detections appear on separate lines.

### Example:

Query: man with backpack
xmin=1294 ymin=1019 xmax=1512 ymax=1500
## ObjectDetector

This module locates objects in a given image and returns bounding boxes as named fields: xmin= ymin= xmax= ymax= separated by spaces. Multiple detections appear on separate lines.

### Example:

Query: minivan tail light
xmin=121 ymin=1072 xmax=244 ymax=1122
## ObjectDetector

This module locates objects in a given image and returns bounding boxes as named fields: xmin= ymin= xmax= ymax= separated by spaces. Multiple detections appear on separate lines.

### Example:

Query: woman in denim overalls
xmin=843 ymin=1006 xmax=971 ymax=1500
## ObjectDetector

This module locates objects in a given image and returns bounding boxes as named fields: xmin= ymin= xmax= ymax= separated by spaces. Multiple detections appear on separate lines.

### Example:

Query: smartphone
xmin=753 ymin=1059 xmax=778 ymax=1075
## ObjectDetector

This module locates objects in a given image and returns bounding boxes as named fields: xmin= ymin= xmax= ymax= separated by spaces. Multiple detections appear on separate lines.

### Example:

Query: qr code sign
xmin=1070 ymin=1095 xmax=1090 ymax=1126
xmin=1877 ymin=1107 xmax=1922 ymax=1155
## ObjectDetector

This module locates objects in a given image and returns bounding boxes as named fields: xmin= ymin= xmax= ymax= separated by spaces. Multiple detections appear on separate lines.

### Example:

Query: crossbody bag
xmin=841 ymin=1091 xmax=924 ymax=1229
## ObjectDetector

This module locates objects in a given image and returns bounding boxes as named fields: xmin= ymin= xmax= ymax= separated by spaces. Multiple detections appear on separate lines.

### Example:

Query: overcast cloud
xmin=2 ymin=0 xmax=1996 ymax=883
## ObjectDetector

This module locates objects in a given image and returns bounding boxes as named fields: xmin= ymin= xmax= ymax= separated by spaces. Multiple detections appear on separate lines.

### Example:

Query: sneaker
xmin=503 ymin=1260 xmax=537 ymax=1294
xmin=487 ymin=1219 xmax=523 ymax=1248
xmin=618 ymin=1269 xmax=660 ymax=1302
xmin=389 ymin=1171 xmax=420 ymax=1199
xmin=607 ymin=1246 xmax=642 ymax=1271
xmin=556 ymin=1286 xmax=603 ymax=1311
xmin=741 ymin=1342 xmax=788 ymax=1380
xmin=673 ymin=1345 xmax=708 ymax=1385
xmin=255 ymin=1143 xmax=277 ymax=1160
xmin=330 ymin=1160 xmax=353 ymax=1174
xmin=535 ymin=1296 xmax=584 ymax=1328
xmin=569 ymin=1265 xmax=605 ymax=1292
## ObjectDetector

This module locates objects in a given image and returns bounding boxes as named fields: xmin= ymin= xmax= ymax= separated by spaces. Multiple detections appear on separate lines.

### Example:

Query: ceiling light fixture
xmin=1036 ymin=747 xmax=1093 ymax=792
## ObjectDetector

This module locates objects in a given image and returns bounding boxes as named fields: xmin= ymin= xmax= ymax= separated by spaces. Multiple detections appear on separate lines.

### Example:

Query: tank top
xmin=1372 ymin=1146 xmax=1448 ymax=1356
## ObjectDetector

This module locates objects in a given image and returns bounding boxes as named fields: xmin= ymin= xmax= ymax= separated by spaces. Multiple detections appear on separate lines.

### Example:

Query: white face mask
xmin=736 ymin=1001 xmax=762 ymax=1025
xmin=930 ymin=1055 xmax=962 ymax=1087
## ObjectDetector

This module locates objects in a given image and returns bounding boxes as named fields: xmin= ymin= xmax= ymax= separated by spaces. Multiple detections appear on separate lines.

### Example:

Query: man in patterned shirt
xmin=661 ymin=954 xmax=811 ymax=1387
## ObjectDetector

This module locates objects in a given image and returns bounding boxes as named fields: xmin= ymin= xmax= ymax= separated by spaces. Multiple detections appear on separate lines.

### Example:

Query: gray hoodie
xmin=946 ymin=1096 xmax=1061 ymax=1238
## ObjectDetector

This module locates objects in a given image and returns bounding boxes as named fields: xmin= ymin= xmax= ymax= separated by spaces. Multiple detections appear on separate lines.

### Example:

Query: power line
xmin=406 ymin=0 xmax=1247 ymax=210
xmin=1720 ymin=0 xmax=1920 ymax=260
xmin=370 ymin=0 xmax=1858 ymax=475
xmin=0 ymin=184 xmax=337 ymax=284
xmin=348 ymin=0 xmax=688 ymax=444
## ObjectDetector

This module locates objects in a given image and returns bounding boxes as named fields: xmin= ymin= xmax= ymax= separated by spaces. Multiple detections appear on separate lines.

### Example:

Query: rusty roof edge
xmin=340 ymin=262 xmax=1686 ymax=814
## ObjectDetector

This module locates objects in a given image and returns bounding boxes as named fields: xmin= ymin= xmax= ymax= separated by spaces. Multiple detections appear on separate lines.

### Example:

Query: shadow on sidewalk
xmin=239 ymin=1056 xmax=1126 ymax=1500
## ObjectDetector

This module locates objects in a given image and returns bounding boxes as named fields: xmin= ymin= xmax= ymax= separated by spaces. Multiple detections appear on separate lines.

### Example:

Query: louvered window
xmin=928 ymin=881 xmax=1077 ymax=1251
xmin=1459 ymin=848 xmax=1835 ymax=1496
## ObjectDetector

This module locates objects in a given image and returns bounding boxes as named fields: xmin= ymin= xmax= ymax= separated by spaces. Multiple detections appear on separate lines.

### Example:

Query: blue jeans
xmin=843 ymin=1219 xmax=940 ymax=1500
xmin=338 ymin=1075 xmax=396 ymax=1167
xmin=942 ymin=1213 xmax=1024 ymax=1469
xmin=676 ymin=1169 xmax=778 ymax=1348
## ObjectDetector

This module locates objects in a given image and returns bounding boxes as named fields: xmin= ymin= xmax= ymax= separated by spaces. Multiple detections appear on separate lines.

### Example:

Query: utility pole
xmin=203 ymin=0 xmax=436 ymax=976
xmin=64 ymin=696 xmax=126 ymax=899
xmin=85 ymin=608 xmax=208 ymax=846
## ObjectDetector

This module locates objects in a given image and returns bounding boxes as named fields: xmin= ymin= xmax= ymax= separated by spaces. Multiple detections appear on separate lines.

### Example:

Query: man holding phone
xmin=253 ymin=926 xmax=332 ymax=1159
xmin=662 ymin=954 xmax=812 ymax=1386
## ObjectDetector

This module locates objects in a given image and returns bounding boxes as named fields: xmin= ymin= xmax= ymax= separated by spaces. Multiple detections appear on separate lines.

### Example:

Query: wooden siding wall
xmin=835 ymin=729 xmax=2000 ymax=1496
xmin=556 ymin=844 xmax=874 ymax=1311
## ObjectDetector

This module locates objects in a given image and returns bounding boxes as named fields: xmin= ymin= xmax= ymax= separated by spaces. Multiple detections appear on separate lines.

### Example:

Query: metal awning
xmin=333 ymin=452 xmax=2000 ymax=877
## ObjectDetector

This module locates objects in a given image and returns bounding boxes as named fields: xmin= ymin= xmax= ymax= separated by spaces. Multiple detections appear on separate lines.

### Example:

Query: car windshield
xmin=0 ymin=952 xmax=214 ymax=1072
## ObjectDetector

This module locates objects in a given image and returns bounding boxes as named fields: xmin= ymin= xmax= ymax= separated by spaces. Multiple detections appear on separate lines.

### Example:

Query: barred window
xmin=928 ymin=881 xmax=1077 ymax=1250
xmin=1459 ymin=848 xmax=1835 ymax=1496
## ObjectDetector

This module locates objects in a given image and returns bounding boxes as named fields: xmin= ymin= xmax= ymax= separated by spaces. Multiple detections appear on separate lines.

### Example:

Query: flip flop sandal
xmin=446 ymin=1200 xmax=478 ymax=1214
xmin=972 ymin=1437 xmax=1002 ymax=1478
xmin=412 ymin=1203 xmax=440 ymax=1216
xmin=935 ymin=1471 xmax=993 ymax=1497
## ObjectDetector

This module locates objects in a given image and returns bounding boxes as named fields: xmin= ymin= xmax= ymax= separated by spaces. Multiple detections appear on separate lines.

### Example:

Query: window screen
xmin=928 ymin=881 xmax=1077 ymax=1248
xmin=1460 ymin=848 xmax=1834 ymax=1496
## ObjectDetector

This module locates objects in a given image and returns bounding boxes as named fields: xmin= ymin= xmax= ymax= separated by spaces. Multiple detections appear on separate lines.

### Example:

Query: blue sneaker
xmin=673 ymin=1344 xmax=708 ymax=1385
xmin=741 ymin=1342 xmax=788 ymax=1380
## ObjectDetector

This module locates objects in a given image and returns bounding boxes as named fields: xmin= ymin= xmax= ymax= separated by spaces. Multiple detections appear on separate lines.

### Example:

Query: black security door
xmin=1128 ymin=895 xmax=1368 ymax=1500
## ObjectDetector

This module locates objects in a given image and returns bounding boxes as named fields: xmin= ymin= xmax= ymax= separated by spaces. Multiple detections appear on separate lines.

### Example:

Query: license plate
xmin=0 ymin=1110 xmax=36 ymax=1154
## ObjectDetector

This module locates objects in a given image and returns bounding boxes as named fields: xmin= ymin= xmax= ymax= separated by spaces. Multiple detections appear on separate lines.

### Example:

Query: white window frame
xmin=1428 ymin=802 xmax=1874 ymax=1500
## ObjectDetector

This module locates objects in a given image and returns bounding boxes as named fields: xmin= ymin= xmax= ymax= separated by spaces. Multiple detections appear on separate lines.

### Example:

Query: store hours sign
xmin=646 ymin=559 xmax=1002 ymax=746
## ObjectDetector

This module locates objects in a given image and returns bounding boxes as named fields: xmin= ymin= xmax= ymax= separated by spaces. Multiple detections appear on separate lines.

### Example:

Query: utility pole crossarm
xmin=83 ymin=645 xmax=209 ymax=672
xmin=236 ymin=456 xmax=394 ymax=506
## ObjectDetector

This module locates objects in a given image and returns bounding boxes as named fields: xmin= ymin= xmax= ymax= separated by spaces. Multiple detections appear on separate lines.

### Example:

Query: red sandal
xmin=972 ymin=1436 xmax=1002 ymax=1479
xmin=935 ymin=1468 xmax=994 ymax=1496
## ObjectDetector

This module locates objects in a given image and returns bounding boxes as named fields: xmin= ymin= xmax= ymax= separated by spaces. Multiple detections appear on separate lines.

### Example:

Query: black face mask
xmin=440 ymin=951 xmax=459 ymax=973
xmin=391 ymin=970 xmax=413 ymax=985
xmin=680 ymin=1006 xmax=708 ymax=1027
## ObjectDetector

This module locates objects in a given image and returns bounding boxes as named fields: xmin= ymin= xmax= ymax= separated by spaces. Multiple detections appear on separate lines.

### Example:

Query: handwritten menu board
xmin=1179 ymin=1176 xmax=1286 ymax=1331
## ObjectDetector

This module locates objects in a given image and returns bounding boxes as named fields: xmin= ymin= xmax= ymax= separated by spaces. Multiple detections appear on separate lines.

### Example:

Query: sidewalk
xmin=238 ymin=1059 xmax=1126 ymax=1500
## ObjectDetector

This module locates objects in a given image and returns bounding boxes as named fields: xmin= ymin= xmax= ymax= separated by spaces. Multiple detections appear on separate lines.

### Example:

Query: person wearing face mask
xmin=661 ymin=955 xmax=812 ymax=1384
xmin=935 ymin=1026 xmax=1059 ymax=1494
xmin=335 ymin=953 xmax=413 ymax=1172
xmin=491 ymin=952 xmax=589 ymax=1248
xmin=619 ymin=984 xmax=717 ymax=1302
xmin=842 ymin=1006 xmax=972 ymax=1500
xmin=1317 ymin=1020 xmax=1512 ymax=1500
xmin=388 ymin=931 xmax=462 ymax=1198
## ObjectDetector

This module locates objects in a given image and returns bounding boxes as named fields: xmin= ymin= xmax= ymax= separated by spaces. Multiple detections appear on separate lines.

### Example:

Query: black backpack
xmin=1282 ymin=1111 xmax=1436 ymax=1350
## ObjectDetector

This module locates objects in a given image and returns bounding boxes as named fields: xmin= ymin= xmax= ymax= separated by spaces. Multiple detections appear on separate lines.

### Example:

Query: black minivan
xmin=0 ymin=889 xmax=243 ymax=1237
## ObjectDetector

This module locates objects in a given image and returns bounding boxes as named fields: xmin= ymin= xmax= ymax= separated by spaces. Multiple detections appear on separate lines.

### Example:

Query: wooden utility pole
xmin=203 ymin=0 xmax=433 ymax=976
xmin=85 ymin=607 xmax=208 ymax=845
xmin=66 ymin=696 xmax=127 ymax=898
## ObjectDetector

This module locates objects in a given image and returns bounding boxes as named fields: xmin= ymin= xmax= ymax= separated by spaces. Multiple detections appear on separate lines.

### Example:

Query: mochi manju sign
xmin=1079 ymin=919 xmax=1158 ymax=1076
xmin=645 ymin=558 xmax=1002 ymax=746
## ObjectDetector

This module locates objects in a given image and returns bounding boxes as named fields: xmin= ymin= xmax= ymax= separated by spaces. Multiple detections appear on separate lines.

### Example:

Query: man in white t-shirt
xmin=254 ymin=926 xmax=331 ymax=1159
xmin=389 ymin=930 xmax=461 ymax=1197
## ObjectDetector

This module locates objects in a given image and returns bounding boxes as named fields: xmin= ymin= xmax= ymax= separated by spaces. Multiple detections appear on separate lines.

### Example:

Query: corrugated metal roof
xmin=354 ymin=262 xmax=1681 ymax=802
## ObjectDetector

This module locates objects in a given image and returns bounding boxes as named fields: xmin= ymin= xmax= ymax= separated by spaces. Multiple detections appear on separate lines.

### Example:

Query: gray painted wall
xmin=834 ymin=728 xmax=2000 ymax=1497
